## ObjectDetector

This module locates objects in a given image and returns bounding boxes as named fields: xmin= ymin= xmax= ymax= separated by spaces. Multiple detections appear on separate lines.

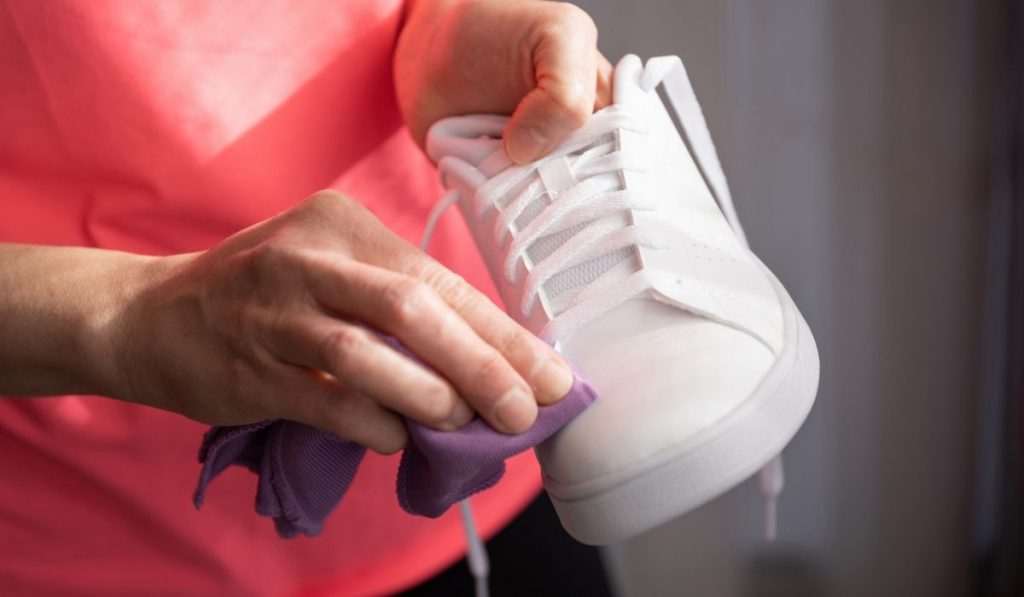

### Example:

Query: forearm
xmin=0 ymin=243 xmax=152 ymax=397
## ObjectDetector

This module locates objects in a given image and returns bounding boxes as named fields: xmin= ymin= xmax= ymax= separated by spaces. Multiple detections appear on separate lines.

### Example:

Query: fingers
xmin=281 ymin=368 xmax=409 ymax=455
xmin=411 ymin=260 xmax=574 ymax=406
xmin=309 ymin=260 xmax=540 ymax=434
xmin=269 ymin=314 xmax=475 ymax=431
xmin=345 ymin=224 xmax=574 ymax=407
xmin=504 ymin=4 xmax=600 ymax=163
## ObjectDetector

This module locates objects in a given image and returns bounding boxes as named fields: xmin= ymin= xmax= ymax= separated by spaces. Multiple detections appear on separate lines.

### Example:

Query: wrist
xmin=0 ymin=245 xmax=179 ymax=398
xmin=71 ymin=253 xmax=150 ymax=398
xmin=79 ymin=252 xmax=182 ymax=401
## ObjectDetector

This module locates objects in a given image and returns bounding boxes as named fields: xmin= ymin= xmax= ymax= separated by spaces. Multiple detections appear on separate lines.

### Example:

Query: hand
xmin=395 ymin=0 xmax=613 ymax=163
xmin=112 ymin=191 xmax=574 ymax=453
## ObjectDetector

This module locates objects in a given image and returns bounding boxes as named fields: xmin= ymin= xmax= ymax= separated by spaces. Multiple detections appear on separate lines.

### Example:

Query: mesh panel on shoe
xmin=546 ymin=246 xmax=634 ymax=298
xmin=509 ymin=135 xmax=638 ymax=315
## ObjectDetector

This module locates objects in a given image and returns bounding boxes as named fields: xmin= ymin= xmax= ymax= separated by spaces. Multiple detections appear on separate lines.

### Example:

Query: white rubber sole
xmin=541 ymin=266 xmax=820 ymax=545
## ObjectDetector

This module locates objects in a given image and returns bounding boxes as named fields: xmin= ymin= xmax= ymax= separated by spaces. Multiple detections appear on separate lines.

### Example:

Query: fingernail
xmin=443 ymin=399 xmax=475 ymax=430
xmin=530 ymin=357 xmax=574 ymax=404
xmin=507 ymin=125 xmax=548 ymax=164
xmin=493 ymin=387 xmax=536 ymax=433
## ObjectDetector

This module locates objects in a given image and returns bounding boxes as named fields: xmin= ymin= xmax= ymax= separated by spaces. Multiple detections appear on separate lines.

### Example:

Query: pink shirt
xmin=0 ymin=2 xmax=540 ymax=595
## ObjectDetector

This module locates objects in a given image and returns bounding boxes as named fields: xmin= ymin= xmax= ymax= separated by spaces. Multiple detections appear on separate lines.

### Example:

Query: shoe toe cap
xmin=539 ymin=300 xmax=776 ymax=488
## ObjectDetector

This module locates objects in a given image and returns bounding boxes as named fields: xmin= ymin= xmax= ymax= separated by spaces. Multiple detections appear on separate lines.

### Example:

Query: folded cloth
xmin=194 ymin=376 xmax=597 ymax=538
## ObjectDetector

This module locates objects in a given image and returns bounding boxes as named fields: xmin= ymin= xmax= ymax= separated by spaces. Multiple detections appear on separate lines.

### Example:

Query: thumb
xmin=504 ymin=6 xmax=599 ymax=164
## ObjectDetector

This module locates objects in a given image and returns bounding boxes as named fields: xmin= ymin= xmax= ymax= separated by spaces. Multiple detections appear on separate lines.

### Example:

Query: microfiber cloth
xmin=193 ymin=374 xmax=596 ymax=538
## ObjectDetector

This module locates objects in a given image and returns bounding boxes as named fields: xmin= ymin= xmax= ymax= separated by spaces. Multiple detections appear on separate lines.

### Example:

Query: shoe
xmin=424 ymin=54 xmax=820 ymax=545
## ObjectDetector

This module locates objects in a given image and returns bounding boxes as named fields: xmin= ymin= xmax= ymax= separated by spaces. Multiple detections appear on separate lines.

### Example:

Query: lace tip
xmin=763 ymin=496 xmax=777 ymax=542
xmin=758 ymin=455 xmax=785 ymax=542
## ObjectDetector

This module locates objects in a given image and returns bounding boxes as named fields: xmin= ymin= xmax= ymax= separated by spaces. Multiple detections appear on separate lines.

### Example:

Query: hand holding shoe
xmin=395 ymin=0 xmax=613 ymax=163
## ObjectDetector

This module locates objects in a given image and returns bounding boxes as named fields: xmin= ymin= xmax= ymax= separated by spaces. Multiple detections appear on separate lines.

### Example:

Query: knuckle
xmin=420 ymin=263 xmax=474 ymax=307
xmin=470 ymin=352 xmax=510 ymax=399
xmin=493 ymin=327 xmax=533 ymax=361
xmin=248 ymin=238 xmax=296 ymax=279
xmin=537 ymin=3 xmax=596 ymax=39
xmin=532 ymin=20 xmax=566 ymax=48
xmin=320 ymin=326 xmax=368 ymax=376
xmin=383 ymin=278 xmax=434 ymax=326
xmin=294 ymin=190 xmax=358 ymax=228
xmin=555 ymin=2 xmax=596 ymax=32
xmin=547 ymin=84 xmax=591 ymax=125
xmin=419 ymin=392 xmax=458 ymax=427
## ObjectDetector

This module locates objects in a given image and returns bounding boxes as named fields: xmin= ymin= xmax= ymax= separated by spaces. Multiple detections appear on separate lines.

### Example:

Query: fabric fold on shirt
xmin=194 ymin=376 xmax=596 ymax=538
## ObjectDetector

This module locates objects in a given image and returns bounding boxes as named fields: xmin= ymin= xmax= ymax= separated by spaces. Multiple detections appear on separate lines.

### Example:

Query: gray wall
xmin=572 ymin=1 xmax=1005 ymax=595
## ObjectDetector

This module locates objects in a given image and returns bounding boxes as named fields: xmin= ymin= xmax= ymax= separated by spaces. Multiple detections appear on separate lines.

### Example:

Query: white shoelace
xmin=420 ymin=56 xmax=785 ymax=596
xmin=429 ymin=106 xmax=657 ymax=344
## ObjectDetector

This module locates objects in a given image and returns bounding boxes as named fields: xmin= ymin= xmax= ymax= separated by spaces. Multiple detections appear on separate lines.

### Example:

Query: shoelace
xmin=428 ymin=106 xmax=657 ymax=345
xmin=421 ymin=56 xmax=785 ymax=596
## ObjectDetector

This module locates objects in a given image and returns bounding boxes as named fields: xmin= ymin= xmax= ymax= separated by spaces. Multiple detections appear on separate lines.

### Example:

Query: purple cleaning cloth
xmin=194 ymin=376 xmax=596 ymax=538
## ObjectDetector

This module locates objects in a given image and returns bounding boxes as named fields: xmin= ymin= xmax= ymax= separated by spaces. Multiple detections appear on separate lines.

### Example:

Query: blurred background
xmin=569 ymin=0 xmax=1023 ymax=595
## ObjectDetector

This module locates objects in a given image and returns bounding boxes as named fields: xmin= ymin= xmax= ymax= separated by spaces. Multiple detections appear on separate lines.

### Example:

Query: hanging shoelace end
xmin=758 ymin=454 xmax=785 ymax=542
xmin=420 ymin=190 xmax=462 ymax=252
xmin=762 ymin=495 xmax=778 ymax=542
xmin=459 ymin=500 xmax=491 ymax=597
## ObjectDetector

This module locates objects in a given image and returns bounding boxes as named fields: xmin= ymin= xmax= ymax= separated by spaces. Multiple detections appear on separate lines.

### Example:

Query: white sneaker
xmin=424 ymin=54 xmax=820 ymax=545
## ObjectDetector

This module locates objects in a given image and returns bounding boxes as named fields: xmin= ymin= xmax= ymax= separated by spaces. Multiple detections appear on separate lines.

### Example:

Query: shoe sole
xmin=541 ymin=263 xmax=820 ymax=545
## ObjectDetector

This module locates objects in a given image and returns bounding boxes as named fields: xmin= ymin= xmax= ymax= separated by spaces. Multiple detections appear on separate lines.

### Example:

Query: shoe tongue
xmin=612 ymin=54 xmax=645 ymax=107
